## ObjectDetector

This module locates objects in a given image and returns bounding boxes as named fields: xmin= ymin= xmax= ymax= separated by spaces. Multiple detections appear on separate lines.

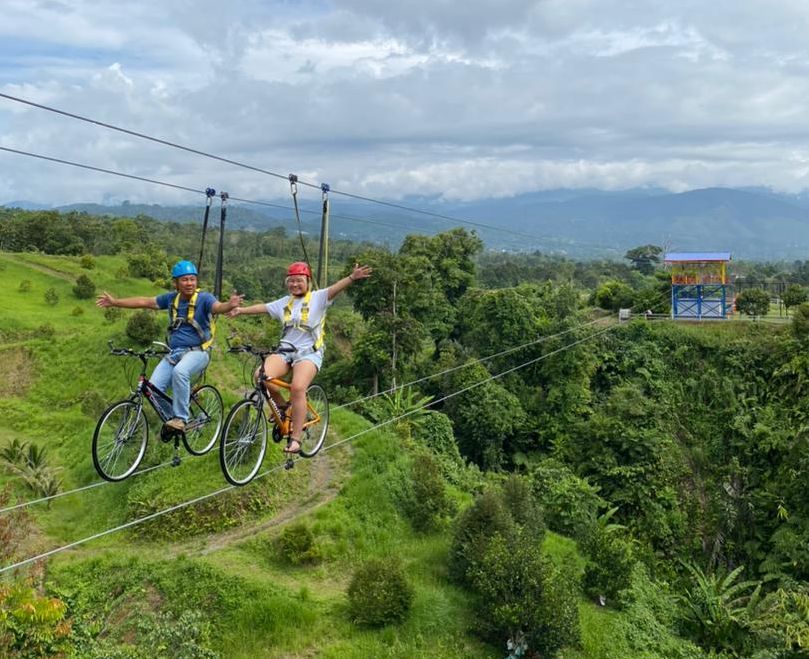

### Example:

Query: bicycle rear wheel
xmin=183 ymin=384 xmax=224 ymax=456
xmin=92 ymin=400 xmax=148 ymax=481
xmin=219 ymin=399 xmax=267 ymax=486
xmin=299 ymin=384 xmax=329 ymax=458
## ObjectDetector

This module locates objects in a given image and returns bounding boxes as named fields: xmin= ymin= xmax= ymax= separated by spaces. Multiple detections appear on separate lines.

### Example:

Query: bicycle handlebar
xmin=107 ymin=341 xmax=169 ymax=359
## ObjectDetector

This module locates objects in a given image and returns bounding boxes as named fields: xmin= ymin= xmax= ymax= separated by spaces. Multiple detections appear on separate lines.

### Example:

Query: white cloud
xmin=4 ymin=0 xmax=809 ymax=207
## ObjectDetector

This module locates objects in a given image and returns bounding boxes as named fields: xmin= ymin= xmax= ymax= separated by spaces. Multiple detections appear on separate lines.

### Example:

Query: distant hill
xmin=5 ymin=186 xmax=809 ymax=259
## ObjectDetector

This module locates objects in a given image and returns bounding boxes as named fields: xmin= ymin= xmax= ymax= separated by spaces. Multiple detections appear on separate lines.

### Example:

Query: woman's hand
xmin=349 ymin=263 xmax=373 ymax=281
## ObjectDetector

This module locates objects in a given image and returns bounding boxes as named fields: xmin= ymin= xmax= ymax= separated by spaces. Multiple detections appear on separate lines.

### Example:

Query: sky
xmin=3 ymin=0 xmax=809 ymax=208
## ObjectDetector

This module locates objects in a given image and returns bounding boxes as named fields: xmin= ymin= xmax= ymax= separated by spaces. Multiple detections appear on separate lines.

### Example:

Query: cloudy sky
xmin=3 ymin=0 xmax=809 ymax=209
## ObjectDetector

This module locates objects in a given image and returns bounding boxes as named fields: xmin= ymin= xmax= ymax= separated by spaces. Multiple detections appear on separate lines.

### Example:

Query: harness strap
xmin=282 ymin=290 xmax=324 ymax=350
xmin=169 ymin=289 xmax=215 ymax=350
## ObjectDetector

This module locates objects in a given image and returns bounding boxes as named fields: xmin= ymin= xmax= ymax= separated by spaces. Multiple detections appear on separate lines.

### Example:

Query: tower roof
xmin=664 ymin=252 xmax=731 ymax=263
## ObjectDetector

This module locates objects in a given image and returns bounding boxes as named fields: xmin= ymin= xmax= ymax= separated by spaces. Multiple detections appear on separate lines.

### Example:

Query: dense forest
xmin=2 ymin=206 xmax=809 ymax=658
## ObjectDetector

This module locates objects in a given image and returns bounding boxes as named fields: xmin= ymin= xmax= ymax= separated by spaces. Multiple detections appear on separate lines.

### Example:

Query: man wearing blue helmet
xmin=96 ymin=260 xmax=243 ymax=431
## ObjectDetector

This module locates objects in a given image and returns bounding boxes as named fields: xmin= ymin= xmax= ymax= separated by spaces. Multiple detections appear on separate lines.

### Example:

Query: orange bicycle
xmin=219 ymin=344 xmax=329 ymax=485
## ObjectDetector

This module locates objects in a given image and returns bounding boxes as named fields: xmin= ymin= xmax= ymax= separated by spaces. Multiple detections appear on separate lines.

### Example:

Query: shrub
xmin=17 ymin=280 xmax=31 ymax=293
xmin=79 ymin=254 xmax=95 ymax=270
xmin=347 ymin=558 xmax=413 ymax=627
xmin=71 ymin=306 xmax=84 ymax=316
xmin=72 ymin=274 xmax=95 ymax=299
xmin=0 ymin=581 xmax=72 ymax=657
xmin=43 ymin=287 xmax=59 ymax=306
xmin=501 ymin=474 xmax=544 ymax=537
xmin=103 ymin=306 xmax=122 ymax=323
xmin=580 ymin=524 xmax=636 ymax=605
xmin=449 ymin=488 xmax=516 ymax=584
xmin=276 ymin=523 xmax=321 ymax=565
xmin=593 ymin=280 xmax=635 ymax=311
xmin=531 ymin=458 xmax=605 ymax=539
xmin=37 ymin=323 xmax=55 ymax=339
xmin=126 ymin=310 xmax=162 ymax=345
xmin=735 ymin=288 xmax=770 ymax=318
xmin=399 ymin=450 xmax=454 ymax=533
xmin=79 ymin=390 xmax=107 ymax=419
xmin=469 ymin=531 xmax=580 ymax=657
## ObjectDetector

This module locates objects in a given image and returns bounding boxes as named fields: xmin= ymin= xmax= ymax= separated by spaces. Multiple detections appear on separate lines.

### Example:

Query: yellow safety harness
xmin=169 ymin=289 xmax=215 ymax=351
xmin=282 ymin=290 xmax=325 ymax=350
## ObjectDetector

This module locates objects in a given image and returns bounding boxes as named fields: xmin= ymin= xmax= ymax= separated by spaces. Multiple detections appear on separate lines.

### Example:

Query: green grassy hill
xmin=0 ymin=251 xmax=673 ymax=658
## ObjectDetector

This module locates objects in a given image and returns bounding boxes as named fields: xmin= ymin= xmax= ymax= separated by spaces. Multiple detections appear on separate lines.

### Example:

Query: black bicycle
xmin=92 ymin=343 xmax=224 ymax=481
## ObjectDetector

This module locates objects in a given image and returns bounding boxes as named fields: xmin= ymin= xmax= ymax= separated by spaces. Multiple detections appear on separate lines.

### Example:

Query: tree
xmin=624 ymin=244 xmax=663 ymax=275
xmin=126 ymin=310 xmax=162 ymax=345
xmin=593 ymin=280 xmax=634 ymax=311
xmin=735 ymin=288 xmax=770 ymax=319
xmin=72 ymin=274 xmax=96 ymax=299
xmin=43 ymin=287 xmax=59 ymax=306
xmin=782 ymin=284 xmax=808 ymax=314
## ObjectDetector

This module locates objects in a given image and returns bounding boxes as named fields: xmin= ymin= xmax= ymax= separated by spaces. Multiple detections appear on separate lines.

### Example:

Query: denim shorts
xmin=279 ymin=346 xmax=323 ymax=371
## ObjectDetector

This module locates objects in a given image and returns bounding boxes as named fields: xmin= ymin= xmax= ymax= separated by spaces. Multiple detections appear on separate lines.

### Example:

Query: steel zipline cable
xmin=0 ymin=146 xmax=429 ymax=235
xmin=0 ymin=318 xmax=619 ymax=575
xmin=0 ymin=313 xmax=611 ymax=515
xmin=0 ymin=92 xmax=579 ymax=245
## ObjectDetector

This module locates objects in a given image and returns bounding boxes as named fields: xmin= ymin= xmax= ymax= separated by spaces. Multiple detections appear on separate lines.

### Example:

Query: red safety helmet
xmin=286 ymin=261 xmax=312 ymax=278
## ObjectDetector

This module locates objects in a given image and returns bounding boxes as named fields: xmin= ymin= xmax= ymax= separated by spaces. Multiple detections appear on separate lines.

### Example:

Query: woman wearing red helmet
xmin=229 ymin=260 xmax=371 ymax=453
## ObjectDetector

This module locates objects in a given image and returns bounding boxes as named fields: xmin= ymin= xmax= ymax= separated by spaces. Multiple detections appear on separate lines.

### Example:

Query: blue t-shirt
xmin=156 ymin=291 xmax=216 ymax=349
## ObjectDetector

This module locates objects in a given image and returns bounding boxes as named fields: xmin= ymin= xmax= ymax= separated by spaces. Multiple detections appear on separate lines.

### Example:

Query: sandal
xmin=284 ymin=438 xmax=302 ymax=454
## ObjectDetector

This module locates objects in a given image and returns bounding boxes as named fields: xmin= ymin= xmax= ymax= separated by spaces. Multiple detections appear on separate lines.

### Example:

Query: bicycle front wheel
xmin=219 ymin=399 xmax=268 ymax=486
xmin=183 ymin=385 xmax=224 ymax=456
xmin=299 ymin=384 xmax=329 ymax=458
xmin=92 ymin=400 xmax=148 ymax=481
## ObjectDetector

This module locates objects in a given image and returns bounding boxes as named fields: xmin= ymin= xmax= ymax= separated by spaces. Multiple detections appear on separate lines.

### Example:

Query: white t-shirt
xmin=265 ymin=289 xmax=331 ymax=352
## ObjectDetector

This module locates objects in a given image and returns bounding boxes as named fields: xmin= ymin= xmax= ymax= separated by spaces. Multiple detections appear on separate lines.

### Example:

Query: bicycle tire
xmin=299 ymin=384 xmax=329 ymax=458
xmin=183 ymin=385 xmax=224 ymax=456
xmin=219 ymin=399 xmax=268 ymax=486
xmin=92 ymin=399 xmax=148 ymax=482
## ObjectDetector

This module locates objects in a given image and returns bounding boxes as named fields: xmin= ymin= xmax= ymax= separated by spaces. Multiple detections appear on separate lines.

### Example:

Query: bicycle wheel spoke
xmin=219 ymin=400 xmax=267 ymax=486
xmin=183 ymin=385 xmax=223 ymax=456
xmin=92 ymin=401 xmax=148 ymax=481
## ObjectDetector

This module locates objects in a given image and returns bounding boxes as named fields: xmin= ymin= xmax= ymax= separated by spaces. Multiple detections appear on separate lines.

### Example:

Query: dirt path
xmin=171 ymin=442 xmax=349 ymax=558
xmin=1 ymin=253 xmax=75 ymax=282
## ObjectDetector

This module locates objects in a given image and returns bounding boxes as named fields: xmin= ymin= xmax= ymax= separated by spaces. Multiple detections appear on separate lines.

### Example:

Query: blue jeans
xmin=150 ymin=349 xmax=210 ymax=421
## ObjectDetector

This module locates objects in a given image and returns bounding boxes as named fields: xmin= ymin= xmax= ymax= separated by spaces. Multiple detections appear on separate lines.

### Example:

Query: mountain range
xmin=6 ymin=186 xmax=809 ymax=260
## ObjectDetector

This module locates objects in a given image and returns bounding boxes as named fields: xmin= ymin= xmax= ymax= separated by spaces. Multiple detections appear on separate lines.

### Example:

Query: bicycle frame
xmin=260 ymin=373 xmax=322 ymax=439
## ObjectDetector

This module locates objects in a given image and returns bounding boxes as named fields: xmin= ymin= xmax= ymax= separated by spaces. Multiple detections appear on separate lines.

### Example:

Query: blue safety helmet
xmin=171 ymin=260 xmax=198 ymax=278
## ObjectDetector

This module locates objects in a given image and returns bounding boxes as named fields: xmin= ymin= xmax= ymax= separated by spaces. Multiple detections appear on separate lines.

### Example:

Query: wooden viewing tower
xmin=664 ymin=252 xmax=732 ymax=320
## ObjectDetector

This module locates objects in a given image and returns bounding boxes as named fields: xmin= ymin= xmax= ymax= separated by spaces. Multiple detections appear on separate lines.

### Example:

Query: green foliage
xmin=610 ymin=564 xmax=704 ymax=659
xmin=17 ymin=280 xmax=31 ymax=293
xmin=347 ymin=558 xmax=414 ymax=627
xmin=126 ymin=248 xmax=169 ymax=282
xmin=735 ymin=288 xmax=771 ymax=317
xmin=469 ymin=531 xmax=580 ymax=657
xmin=624 ymin=245 xmax=663 ymax=275
xmin=71 ymin=306 xmax=84 ymax=316
xmin=749 ymin=584 xmax=809 ymax=654
xmin=79 ymin=254 xmax=96 ymax=270
xmin=782 ymin=284 xmax=808 ymax=312
xmin=103 ymin=305 xmax=123 ymax=323
xmin=531 ymin=458 xmax=605 ymax=539
xmin=449 ymin=488 xmax=517 ymax=584
xmin=125 ymin=310 xmax=162 ymax=345
xmin=580 ymin=522 xmax=637 ymax=605
xmin=72 ymin=273 xmax=96 ymax=299
xmin=87 ymin=609 xmax=218 ymax=659
xmin=679 ymin=561 xmax=761 ymax=655
xmin=593 ymin=279 xmax=635 ymax=311
xmin=397 ymin=450 xmax=455 ymax=533
xmin=276 ymin=522 xmax=321 ymax=565
xmin=0 ymin=440 xmax=62 ymax=501
xmin=0 ymin=581 xmax=72 ymax=658
xmin=43 ymin=287 xmax=58 ymax=306
xmin=791 ymin=302 xmax=809 ymax=342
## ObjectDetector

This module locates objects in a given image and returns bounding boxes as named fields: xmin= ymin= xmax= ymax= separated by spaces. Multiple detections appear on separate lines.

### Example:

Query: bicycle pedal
xmin=272 ymin=426 xmax=283 ymax=443
xmin=284 ymin=458 xmax=295 ymax=471
xmin=171 ymin=455 xmax=181 ymax=467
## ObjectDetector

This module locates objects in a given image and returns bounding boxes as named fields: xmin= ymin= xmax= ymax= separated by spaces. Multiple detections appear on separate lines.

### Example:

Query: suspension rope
xmin=288 ymin=174 xmax=313 ymax=274
xmin=197 ymin=188 xmax=216 ymax=278
xmin=0 ymin=462 xmax=171 ymax=515
xmin=0 ymin=319 xmax=618 ymax=575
